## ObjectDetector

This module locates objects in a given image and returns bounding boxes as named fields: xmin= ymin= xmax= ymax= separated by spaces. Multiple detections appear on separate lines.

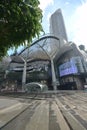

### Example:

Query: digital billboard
xmin=59 ymin=60 xmax=78 ymax=77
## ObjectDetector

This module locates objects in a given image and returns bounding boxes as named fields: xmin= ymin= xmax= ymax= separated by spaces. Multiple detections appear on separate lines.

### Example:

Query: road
xmin=0 ymin=91 xmax=87 ymax=130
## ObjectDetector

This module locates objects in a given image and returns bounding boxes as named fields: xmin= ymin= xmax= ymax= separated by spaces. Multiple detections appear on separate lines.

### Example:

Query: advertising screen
xmin=59 ymin=60 xmax=78 ymax=77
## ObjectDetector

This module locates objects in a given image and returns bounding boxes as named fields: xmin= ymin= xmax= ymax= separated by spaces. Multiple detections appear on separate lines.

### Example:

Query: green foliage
xmin=0 ymin=0 xmax=43 ymax=59
xmin=79 ymin=45 xmax=85 ymax=51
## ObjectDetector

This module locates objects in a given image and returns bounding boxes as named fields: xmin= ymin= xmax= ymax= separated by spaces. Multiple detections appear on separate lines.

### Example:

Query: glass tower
xmin=50 ymin=9 xmax=68 ymax=47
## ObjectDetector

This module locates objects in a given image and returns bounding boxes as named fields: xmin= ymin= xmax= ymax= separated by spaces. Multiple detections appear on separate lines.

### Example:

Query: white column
xmin=51 ymin=58 xmax=57 ymax=90
xmin=22 ymin=61 xmax=26 ymax=91
xmin=22 ymin=60 xmax=27 ymax=92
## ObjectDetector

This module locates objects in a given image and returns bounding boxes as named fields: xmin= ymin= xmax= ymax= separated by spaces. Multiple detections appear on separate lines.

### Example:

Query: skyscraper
xmin=50 ymin=9 xmax=68 ymax=45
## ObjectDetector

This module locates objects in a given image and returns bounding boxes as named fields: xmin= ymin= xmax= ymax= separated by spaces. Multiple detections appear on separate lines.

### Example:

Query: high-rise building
xmin=50 ymin=9 xmax=68 ymax=46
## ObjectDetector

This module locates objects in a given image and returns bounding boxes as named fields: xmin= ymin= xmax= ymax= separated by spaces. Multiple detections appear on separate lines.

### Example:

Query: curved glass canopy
xmin=12 ymin=34 xmax=60 ymax=63
xmin=8 ymin=34 xmax=68 ymax=90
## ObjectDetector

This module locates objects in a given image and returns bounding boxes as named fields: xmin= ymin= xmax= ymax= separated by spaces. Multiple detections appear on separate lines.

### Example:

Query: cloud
xmin=39 ymin=0 xmax=54 ymax=33
xmin=47 ymin=12 xmax=52 ymax=22
xmin=65 ymin=2 xmax=70 ymax=5
xmin=39 ymin=0 xmax=54 ymax=12
xmin=70 ymin=2 xmax=87 ymax=48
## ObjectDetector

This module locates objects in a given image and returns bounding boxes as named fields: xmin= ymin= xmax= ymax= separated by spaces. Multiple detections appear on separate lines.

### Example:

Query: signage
xmin=59 ymin=60 xmax=78 ymax=77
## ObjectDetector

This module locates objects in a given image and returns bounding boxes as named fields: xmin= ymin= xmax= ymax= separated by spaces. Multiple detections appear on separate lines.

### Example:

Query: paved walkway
xmin=0 ymin=96 xmax=29 ymax=128
xmin=0 ymin=98 xmax=20 ymax=109
xmin=0 ymin=91 xmax=87 ymax=130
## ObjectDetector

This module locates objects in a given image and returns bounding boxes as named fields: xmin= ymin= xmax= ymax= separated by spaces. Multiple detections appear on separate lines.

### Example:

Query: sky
xmin=8 ymin=0 xmax=87 ymax=55
xmin=39 ymin=0 xmax=87 ymax=49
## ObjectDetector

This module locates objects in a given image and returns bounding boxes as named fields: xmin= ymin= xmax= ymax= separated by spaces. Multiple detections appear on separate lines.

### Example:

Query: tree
xmin=0 ymin=0 xmax=43 ymax=59
xmin=79 ymin=45 xmax=85 ymax=51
